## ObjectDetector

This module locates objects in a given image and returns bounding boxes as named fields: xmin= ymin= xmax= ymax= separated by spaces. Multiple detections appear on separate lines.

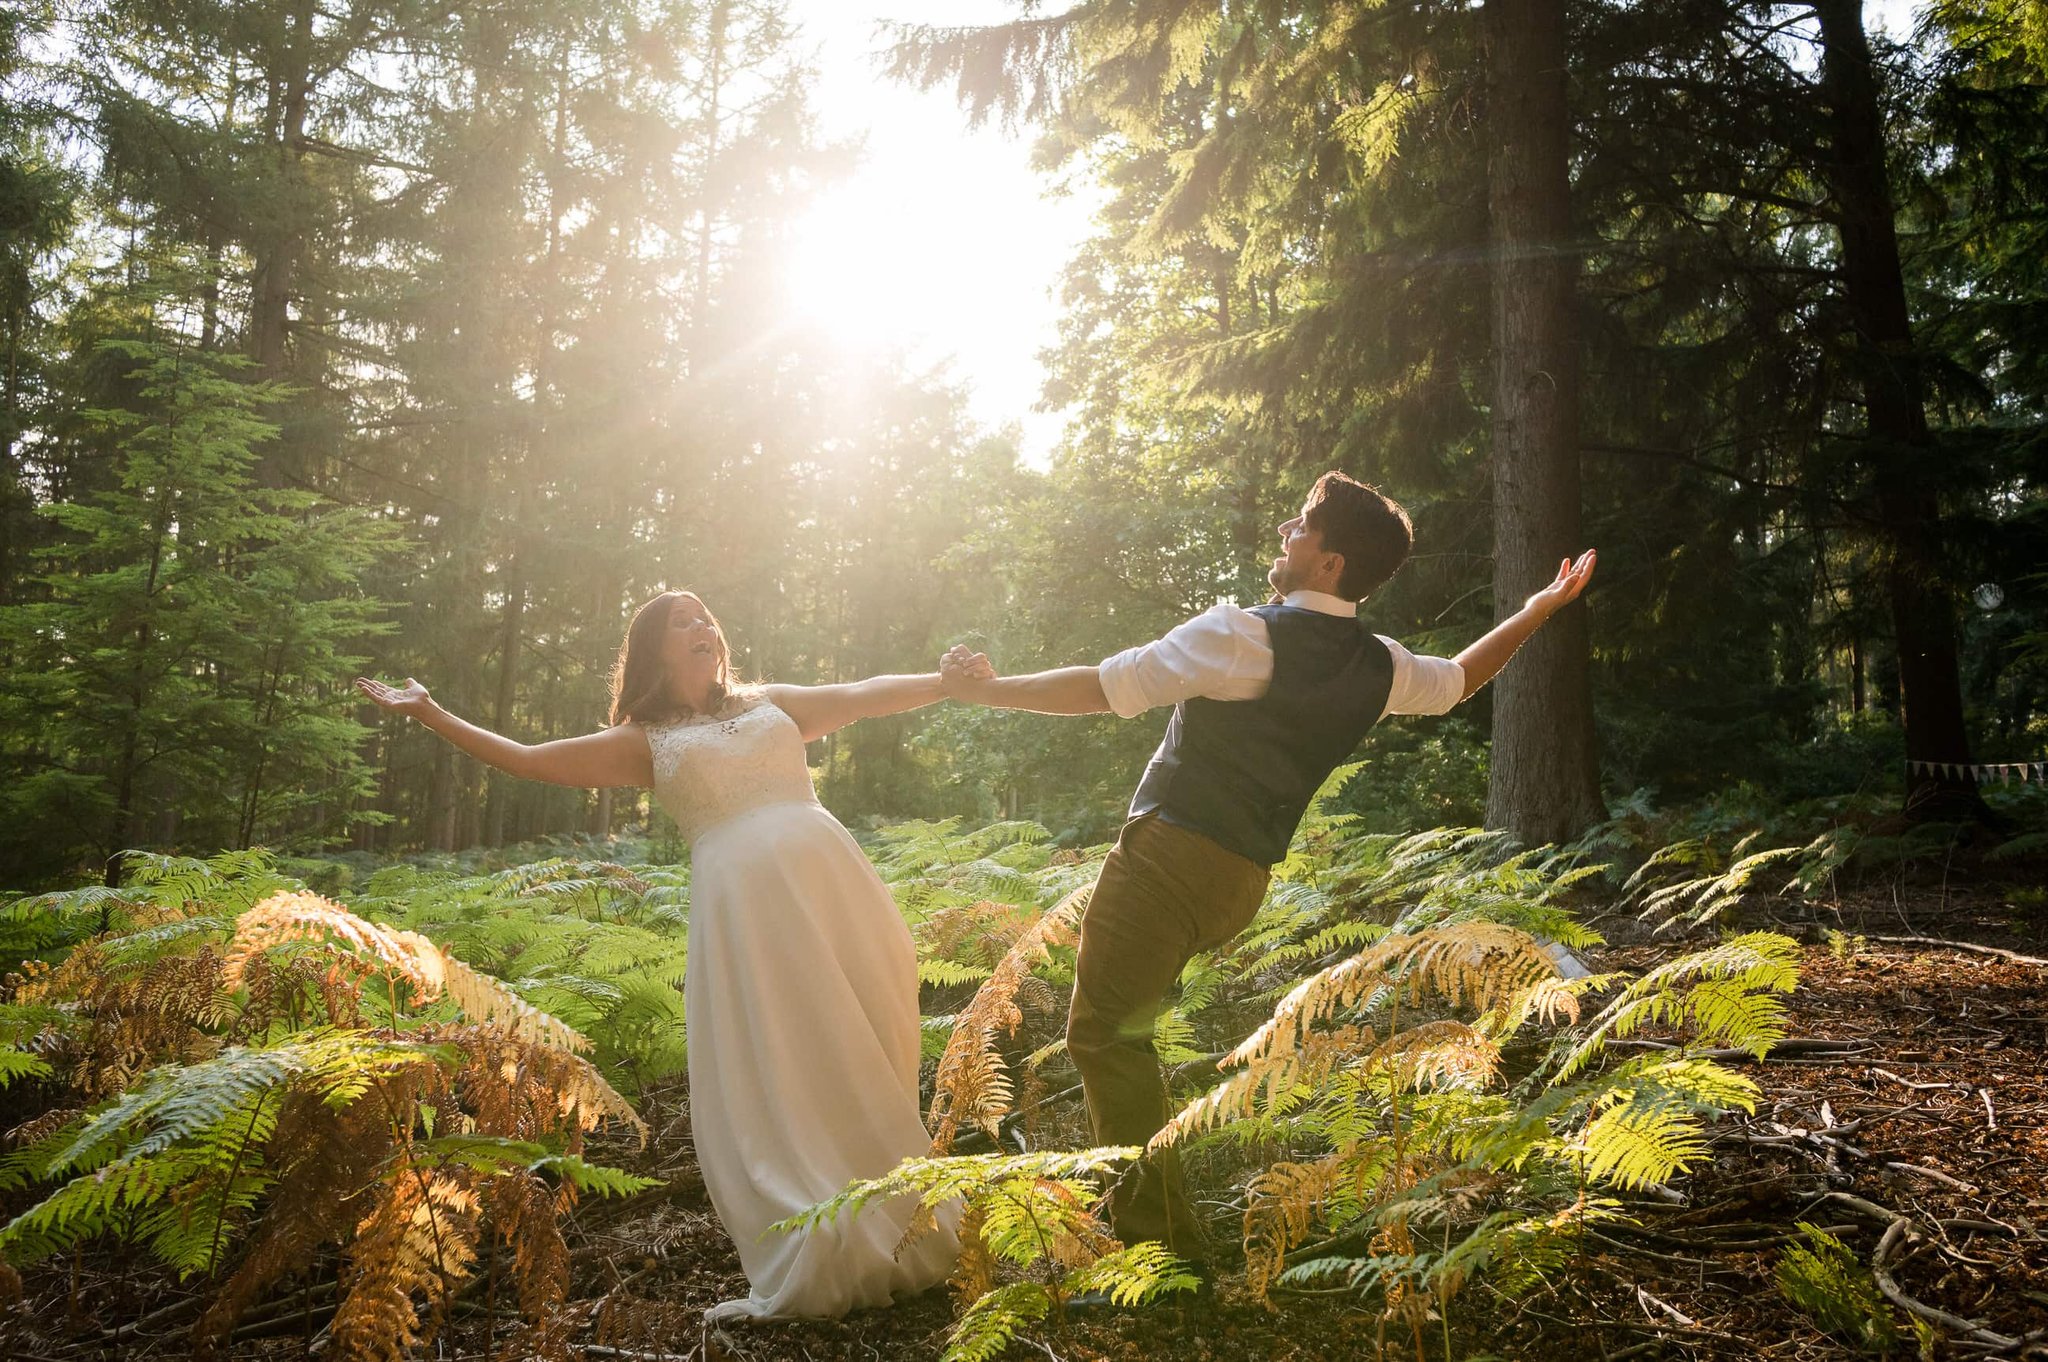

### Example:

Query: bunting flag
xmin=1908 ymin=759 xmax=2045 ymax=784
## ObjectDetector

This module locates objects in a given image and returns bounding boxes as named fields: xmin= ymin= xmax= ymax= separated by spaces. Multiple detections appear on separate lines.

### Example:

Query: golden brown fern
xmin=1156 ymin=923 xmax=1560 ymax=1147
xmin=481 ymin=1170 xmax=574 ymax=1362
xmin=918 ymin=899 xmax=1040 ymax=971
xmin=926 ymin=887 xmax=1087 ymax=1153
xmin=68 ymin=947 xmax=229 ymax=1099
xmin=330 ymin=1170 xmax=482 ymax=1362
xmin=228 ymin=896 xmax=645 ymax=1145
xmin=1153 ymin=1022 xmax=1377 ymax=1148
xmin=222 ymin=892 xmax=442 ymax=1000
xmin=947 ymin=1202 xmax=996 ymax=1306
xmin=1357 ymin=1019 xmax=1502 ymax=1093
xmin=1241 ymin=1149 xmax=1358 ymax=1301
xmin=191 ymin=1072 xmax=427 ymax=1358
xmin=435 ymin=1025 xmax=645 ymax=1149
xmin=1240 ymin=923 xmax=1559 ymax=1066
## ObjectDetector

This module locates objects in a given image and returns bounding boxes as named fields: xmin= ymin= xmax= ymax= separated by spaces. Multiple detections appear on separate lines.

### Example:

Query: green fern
xmin=1777 ymin=1223 xmax=1900 ymax=1352
xmin=943 ymin=1280 xmax=1053 ymax=1362
xmin=1556 ymin=932 xmax=1800 ymax=1079
xmin=775 ymin=1146 xmax=1138 ymax=1240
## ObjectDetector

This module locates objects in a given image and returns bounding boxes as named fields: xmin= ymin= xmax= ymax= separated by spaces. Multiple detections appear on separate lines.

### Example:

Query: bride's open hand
xmin=940 ymin=645 xmax=996 ymax=699
xmin=354 ymin=675 xmax=434 ymax=718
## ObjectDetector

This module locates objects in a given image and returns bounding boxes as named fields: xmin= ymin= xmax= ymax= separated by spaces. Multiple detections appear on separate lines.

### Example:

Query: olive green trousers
xmin=1065 ymin=814 xmax=1270 ymax=1257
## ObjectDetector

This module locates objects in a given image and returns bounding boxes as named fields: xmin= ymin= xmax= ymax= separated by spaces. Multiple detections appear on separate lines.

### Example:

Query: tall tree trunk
xmin=107 ymin=514 xmax=169 ymax=884
xmin=484 ymin=518 xmax=525 ymax=846
xmin=690 ymin=1 xmax=729 ymax=353
xmin=250 ymin=0 xmax=312 ymax=381
xmin=2 ymin=304 xmax=21 ymax=606
xmin=1480 ymin=0 xmax=1605 ymax=845
xmin=1812 ymin=0 xmax=1980 ymax=818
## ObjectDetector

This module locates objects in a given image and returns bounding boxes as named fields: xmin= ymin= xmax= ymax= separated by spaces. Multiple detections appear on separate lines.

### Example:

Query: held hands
xmin=939 ymin=644 xmax=997 ymax=700
xmin=354 ymin=675 xmax=435 ymax=719
xmin=1524 ymin=549 xmax=1596 ymax=619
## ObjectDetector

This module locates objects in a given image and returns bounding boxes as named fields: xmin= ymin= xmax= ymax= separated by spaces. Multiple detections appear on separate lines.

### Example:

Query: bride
xmin=355 ymin=590 xmax=983 ymax=1322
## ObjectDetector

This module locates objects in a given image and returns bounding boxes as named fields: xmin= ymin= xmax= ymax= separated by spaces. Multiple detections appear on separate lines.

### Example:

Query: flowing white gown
xmin=643 ymin=695 xmax=960 ymax=1323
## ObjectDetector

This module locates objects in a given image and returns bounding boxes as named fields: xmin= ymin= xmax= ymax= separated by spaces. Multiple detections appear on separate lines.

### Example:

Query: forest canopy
xmin=1 ymin=0 xmax=2044 ymax=887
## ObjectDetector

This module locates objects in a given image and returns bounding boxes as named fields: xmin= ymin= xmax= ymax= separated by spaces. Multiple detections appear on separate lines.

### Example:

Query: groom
xmin=941 ymin=471 xmax=1596 ymax=1266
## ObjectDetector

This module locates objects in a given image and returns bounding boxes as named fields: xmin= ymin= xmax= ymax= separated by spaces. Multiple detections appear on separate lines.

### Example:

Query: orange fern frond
xmin=482 ymin=1170 xmax=573 ymax=1362
xmin=193 ymin=1074 xmax=430 ymax=1359
xmin=927 ymin=888 xmax=1086 ymax=1153
xmin=223 ymin=893 xmax=440 ymax=999
xmin=948 ymin=1202 xmax=995 ymax=1306
xmin=1242 ymin=1150 xmax=1356 ymax=1303
xmin=436 ymin=1026 xmax=647 ymax=1149
xmin=331 ymin=1170 xmax=482 ymax=1362
xmin=1357 ymin=1020 xmax=1502 ymax=1093
xmin=1227 ymin=923 xmax=1558 ymax=1072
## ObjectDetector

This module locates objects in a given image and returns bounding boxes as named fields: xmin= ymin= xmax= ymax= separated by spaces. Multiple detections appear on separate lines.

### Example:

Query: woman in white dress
xmin=355 ymin=590 xmax=979 ymax=1322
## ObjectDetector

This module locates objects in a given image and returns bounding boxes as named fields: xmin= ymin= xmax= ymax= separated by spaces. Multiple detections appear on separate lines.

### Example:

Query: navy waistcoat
xmin=1127 ymin=604 xmax=1393 ymax=866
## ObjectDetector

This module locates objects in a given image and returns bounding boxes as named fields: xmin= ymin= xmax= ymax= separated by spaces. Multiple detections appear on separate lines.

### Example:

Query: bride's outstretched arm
xmin=938 ymin=648 xmax=1110 ymax=715
xmin=765 ymin=665 xmax=984 ymax=744
xmin=354 ymin=676 xmax=653 ymax=788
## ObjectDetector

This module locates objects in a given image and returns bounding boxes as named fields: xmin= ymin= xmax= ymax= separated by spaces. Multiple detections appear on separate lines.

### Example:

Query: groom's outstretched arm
xmin=1451 ymin=550 xmax=1596 ymax=700
xmin=940 ymin=655 xmax=1111 ymax=715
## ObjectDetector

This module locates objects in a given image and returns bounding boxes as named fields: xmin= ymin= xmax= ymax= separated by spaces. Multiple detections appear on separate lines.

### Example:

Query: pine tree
xmin=0 ymin=295 xmax=393 ymax=884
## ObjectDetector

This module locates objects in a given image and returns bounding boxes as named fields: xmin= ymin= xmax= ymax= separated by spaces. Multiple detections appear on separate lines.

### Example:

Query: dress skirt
xmin=683 ymin=799 xmax=961 ymax=1321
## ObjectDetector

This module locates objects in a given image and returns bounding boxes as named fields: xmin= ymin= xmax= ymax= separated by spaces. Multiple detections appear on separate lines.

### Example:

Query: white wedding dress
xmin=643 ymin=694 xmax=960 ymax=1322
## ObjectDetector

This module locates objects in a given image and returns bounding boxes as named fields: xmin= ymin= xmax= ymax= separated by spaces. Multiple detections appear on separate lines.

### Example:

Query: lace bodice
xmin=643 ymin=696 xmax=820 ymax=844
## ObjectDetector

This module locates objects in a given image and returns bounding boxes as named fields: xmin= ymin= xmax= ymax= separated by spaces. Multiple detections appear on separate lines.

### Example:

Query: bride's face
xmin=661 ymin=596 xmax=725 ymax=701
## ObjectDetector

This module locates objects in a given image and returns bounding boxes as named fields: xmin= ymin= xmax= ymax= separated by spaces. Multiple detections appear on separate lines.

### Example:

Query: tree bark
xmin=1812 ymin=0 xmax=1981 ymax=819
xmin=250 ymin=0 xmax=313 ymax=381
xmin=1480 ymin=0 xmax=1605 ymax=845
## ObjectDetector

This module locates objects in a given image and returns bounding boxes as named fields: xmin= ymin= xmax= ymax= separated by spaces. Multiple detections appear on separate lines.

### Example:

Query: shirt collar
xmin=1280 ymin=589 xmax=1358 ymax=617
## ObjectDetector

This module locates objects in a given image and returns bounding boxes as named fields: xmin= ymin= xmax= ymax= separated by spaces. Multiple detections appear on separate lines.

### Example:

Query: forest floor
xmin=9 ymin=875 xmax=2047 ymax=1361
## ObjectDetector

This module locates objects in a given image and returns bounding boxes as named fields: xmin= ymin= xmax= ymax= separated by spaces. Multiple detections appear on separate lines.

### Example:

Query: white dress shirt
xmin=1097 ymin=589 xmax=1467 ymax=721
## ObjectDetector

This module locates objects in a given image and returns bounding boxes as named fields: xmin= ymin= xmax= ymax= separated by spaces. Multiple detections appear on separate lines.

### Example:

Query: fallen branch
xmin=1885 ymin=1161 xmax=1981 ymax=1194
xmin=1872 ymin=1067 xmax=1963 ymax=1091
xmin=1871 ymin=1217 xmax=2028 ymax=1352
xmin=1862 ymin=936 xmax=2048 ymax=967
xmin=1608 ymin=1036 xmax=1870 ymax=1063
xmin=1819 ymin=1192 xmax=2046 ymax=1353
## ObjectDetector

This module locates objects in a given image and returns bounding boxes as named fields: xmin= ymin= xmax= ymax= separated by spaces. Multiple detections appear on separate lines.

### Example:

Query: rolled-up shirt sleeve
xmin=1098 ymin=604 xmax=1265 ymax=718
xmin=1377 ymin=635 xmax=1466 ymax=717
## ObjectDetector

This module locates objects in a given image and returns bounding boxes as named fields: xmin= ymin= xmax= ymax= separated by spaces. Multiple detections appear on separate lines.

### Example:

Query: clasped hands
xmin=940 ymin=644 xmax=997 ymax=699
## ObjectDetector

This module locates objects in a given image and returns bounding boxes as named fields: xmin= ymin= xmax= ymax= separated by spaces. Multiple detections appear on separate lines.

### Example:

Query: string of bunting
xmin=1908 ymin=759 xmax=2045 ymax=784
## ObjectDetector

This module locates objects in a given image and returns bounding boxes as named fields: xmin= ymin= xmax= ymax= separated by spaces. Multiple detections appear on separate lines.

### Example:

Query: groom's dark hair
xmin=1305 ymin=472 xmax=1412 ymax=601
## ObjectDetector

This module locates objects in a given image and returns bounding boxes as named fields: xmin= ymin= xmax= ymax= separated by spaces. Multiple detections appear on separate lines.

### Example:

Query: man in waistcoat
xmin=940 ymin=471 xmax=1595 ymax=1268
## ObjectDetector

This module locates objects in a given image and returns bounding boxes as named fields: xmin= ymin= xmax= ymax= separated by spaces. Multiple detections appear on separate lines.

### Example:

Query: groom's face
xmin=1269 ymin=502 xmax=1337 ymax=596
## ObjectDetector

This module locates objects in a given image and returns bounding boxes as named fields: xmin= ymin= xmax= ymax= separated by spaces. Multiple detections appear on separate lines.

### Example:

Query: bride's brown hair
xmin=607 ymin=590 xmax=737 ymax=726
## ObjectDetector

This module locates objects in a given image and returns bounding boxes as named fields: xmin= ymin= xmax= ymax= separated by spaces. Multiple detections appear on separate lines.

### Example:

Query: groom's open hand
xmin=940 ymin=645 xmax=996 ymax=699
